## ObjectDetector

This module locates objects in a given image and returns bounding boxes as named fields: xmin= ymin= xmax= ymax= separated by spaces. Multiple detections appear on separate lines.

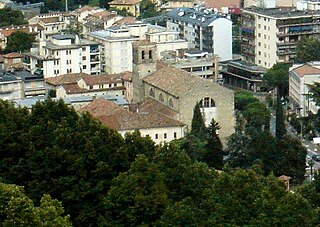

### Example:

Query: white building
xmin=241 ymin=7 xmax=320 ymax=68
xmin=0 ymin=74 xmax=23 ymax=100
xmin=145 ymin=24 xmax=190 ymax=59
xmin=80 ymin=98 xmax=186 ymax=144
xmin=25 ymin=34 xmax=101 ymax=78
xmin=87 ymin=27 xmax=140 ymax=74
xmin=166 ymin=7 xmax=232 ymax=61
xmin=289 ymin=63 xmax=320 ymax=117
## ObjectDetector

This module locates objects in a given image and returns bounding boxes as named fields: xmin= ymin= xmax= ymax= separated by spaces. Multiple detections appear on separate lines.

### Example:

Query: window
xmin=82 ymin=47 xmax=86 ymax=51
xmin=155 ymin=134 xmax=158 ymax=139
xmin=141 ymin=50 xmax=145 ymax=59
xmin=149 ymin=50 xmax=152 ymax=59
xmin=109 ymin=84 xmax=112 ymax=88
xmin=114 ymin=83 xmax=117 ymax=87
xmin=258 ymin=24 xmax=261 ymax=28
xmin=82 ymin=56 xmax=86 ymax=60
xmin=66 ymin=60 xmax=69 ymax=64
xmin=199 ymin=97 xmax=215 ymax=108
xmin=258 ymin=42 xmax=261 ymax=46
xmin=258 ymin=51 xmax=261 ymax=56
xmin=122 ymin=91 xmax=125 ymax=95
xmin=149 ymin=88 xmax=155 ymax=97
xmin=258 ymin=33 xmax=261 ymax=37
xmin=164 ymin=133 xmax=167 ymax=139
xmin=66 ymin=50 xmax=68 ymax=55
xmin=174 ymin=132 xmax=177 ymax=139
xmin=169 ymin=98 xmax=173 ymax=108
xmin=99 ymin=85 xmax=103 ymax=89
xmin=159 ymin=93 xmax=164 ymax=102
xmin=83 ymin=65 xmax=87 ymax=69
xmin=90 ymin=85 xmax=93 ymax=89
xmin=264 ymin=25 xmax=266 ymax=30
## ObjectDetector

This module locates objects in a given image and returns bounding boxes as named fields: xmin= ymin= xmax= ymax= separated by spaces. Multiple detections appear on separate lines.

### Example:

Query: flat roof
xmin=243 ymin=7 xmax=320 ymax=19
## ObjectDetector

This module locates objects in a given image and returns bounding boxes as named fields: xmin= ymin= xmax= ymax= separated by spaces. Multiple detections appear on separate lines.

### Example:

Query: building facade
xmin=167 ymin=7 xmax=232 ymax=61
xmin=241 ymin=7 xmax=320 ymax=68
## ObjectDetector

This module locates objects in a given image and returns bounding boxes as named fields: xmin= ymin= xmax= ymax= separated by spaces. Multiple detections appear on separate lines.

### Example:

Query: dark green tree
xmin=275 ymin=96 xmax=286 ymax=139
xmin=5 ymin=31 xmax=35 ymax=53
xmin=138 ymin=0 xmax=160 ymax=19
xmin=0 ymin=182 xmax=71 ymax=226
xmin=203 ymin=118 xmax=224 ymax=169
xmin=234 ymin=90 xmax=259 ymax=111
xmin=242 ymin=101 xmax=270 ymax=132
xmin=296 ymin=37 xmax=320 ymax=63
xmin=0 ymin=8 xmax=26 ymax=27
xmin=191 ymin=102 xmax=206 ymax=139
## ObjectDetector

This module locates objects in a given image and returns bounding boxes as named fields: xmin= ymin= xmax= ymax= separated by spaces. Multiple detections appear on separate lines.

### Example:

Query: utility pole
xmin=66 ymin=0 xmax=68 ymax=13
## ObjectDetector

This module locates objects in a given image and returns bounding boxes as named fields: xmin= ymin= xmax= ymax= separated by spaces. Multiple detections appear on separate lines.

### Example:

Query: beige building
xmin=160 ymin=0 xmax=195 ymax=11
xmin=241 ymin=7 xmax=320 ymax=68
xmin=80 ymin=98 xmax=186 ymax=144
xmin=109 ymin=0 xmax=141 ymax=17
xmin=132 ymin=42 xmax=235 ymax=143
xmin=289 ymin=63 xmax=320 ymax=117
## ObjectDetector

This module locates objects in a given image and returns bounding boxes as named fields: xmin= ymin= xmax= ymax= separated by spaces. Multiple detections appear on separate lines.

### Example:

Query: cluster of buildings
xmin=2 ymin=0 xmax=320 ymax=143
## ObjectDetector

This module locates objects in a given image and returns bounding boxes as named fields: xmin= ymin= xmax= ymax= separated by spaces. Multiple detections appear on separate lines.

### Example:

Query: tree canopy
xmin=5 ymin=31 xmax=35 ymax=53
xmin=296 ymin=37 xmax=320 ymax=63
xmin=0 ymin=8 xmax=26 ymax=27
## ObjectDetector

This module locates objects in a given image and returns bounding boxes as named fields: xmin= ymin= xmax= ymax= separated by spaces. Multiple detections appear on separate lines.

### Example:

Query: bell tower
xmin=132 ymin=41 xmax=157 ymax=104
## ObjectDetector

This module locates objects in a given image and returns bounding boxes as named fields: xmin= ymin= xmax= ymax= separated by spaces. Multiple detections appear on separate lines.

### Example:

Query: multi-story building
xmin=82 ymin=11 xmax=123 ymax=34
xmin=109 ymin=0 xmax=141 ymax=17
xmin=221 ymin=60 xmax=267 ymax=92
xmin=289 ymin=63 xmax=320 ymax=117
xmin=0 ymin=73 xmax=23 ymax=100
xmin=241 ymin=7 xmax=320 ymax=68
xmin=24 ymin=34 xmax=101 ymax=78
xmin=87 ymin=27 xmax=141 ymax=74
xmin=166 ymin=7 xmax=232 ymax=61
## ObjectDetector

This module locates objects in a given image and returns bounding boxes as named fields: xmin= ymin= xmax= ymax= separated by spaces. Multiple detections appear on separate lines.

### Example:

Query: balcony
xmin=90 ymin=57 xmax=100 ymax=62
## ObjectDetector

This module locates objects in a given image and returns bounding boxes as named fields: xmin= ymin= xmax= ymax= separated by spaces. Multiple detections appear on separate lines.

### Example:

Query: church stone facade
xmin=132 ymin=40 xmax=235 ymax=142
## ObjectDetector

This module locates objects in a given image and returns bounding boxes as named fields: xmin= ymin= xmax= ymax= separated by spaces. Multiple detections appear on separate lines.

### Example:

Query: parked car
xmin=312 ymin=155 xmax=320 ymax=161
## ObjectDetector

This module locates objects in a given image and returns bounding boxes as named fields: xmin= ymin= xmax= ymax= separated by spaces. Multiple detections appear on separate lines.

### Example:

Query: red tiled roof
xmin=204 ymin=0 xmax=240 ymax=10
xmin=45 ymin=73 xmax=89 ymax=85
xmin=293 ymin=64 xmax=320 ymax=78
xmin=81 ymin=74 xmax=123 ymax=86
xmin=75 ymin=6 xmax=98 ymax=13
xmin=3 ymin=52 xmax=23 ymax=58
xmin=80 ymin=98 xmax=185 ymax=131
xmin=113 ymin=16 xmax=137 ymax=25
xmin=138 ymin=98 xmax=179 ymax=119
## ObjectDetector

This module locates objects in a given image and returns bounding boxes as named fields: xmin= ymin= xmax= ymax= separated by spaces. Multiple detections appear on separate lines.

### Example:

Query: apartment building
xmin=25 ymin=34 xmax=101 ymax=78
xmin=289 ymin=63 xmax=320 ymax=117
xmin=241 ymin=7 xmax=320 ymax=68
xmin=166 ymin=7 xmax=232 ymax=61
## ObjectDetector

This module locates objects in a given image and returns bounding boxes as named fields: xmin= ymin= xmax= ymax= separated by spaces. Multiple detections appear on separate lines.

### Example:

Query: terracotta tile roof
xmin=92 ymin=11 xmax=117 ymax=19
xmin=110 ymin=0 xmax=141 ymax=5
xmin=138 ymin=98 xmax=179 ymax=119
xmin=0 ymin=25 xmax=36 ymax=37
xmin=3 ymin=52 xmax=23 ymax=58
xmin=293 ymin=64 xmax=320 ymax=78
xmin=120 ymin=71 xmax=132 ymax=81
xmin=80 ymin=98 xmax=185 ymax=131
xmin=45 ymin=73 xmax=89 ymax=85
xmin=113 ymin=16 xmax=137 ymax=25
xmin=204 ymin=0 xmax=240 ymax=10
xmin=81 ymin=74 xmax=123 ymax=86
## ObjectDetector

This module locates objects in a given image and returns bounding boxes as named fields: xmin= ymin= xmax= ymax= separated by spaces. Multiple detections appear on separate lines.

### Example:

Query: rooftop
xmin=243 ymin=7 xmax=320 ymax=18
xmin=45 ymin=73 xmax=88 ymax=85
xmin=109 ymin=0 xmax=141 ymax=5
xmin=167 ymin=7 xmax=230 ymax=27
xmin=51 ymin=34 xmax=74 ymax=40
xmin=291 ymin=64 xmax=320 ymax=78
xmin=227 ymin=60 xmax=267 ymax=72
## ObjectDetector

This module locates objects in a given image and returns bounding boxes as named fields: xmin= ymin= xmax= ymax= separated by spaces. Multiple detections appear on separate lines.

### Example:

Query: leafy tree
xmin=203 ymin=118 xmax=224 ymax=169
xmin=263 ymin=62 xmax=290 ymax=99
xmin=5 ymin=31 xmax=35 ymax=53
xmin=104 ymin=155 xmax=169 ymax=226
xmin=242 ymin=101 xmax=270 ymax=132
xmin=275 ymin=96 xmax=286 ymax=139
xmin=234 ymin=90 xmax=259 ymax=111
xmin=0 ymin=182 xmax=71 ymax=226
xmin=190 ymin=102 xmax=206 ymax=139
xmin=296 ymin=37 xmax=320 ymax=63
xmin=138 ymin=0 xmax=160 ymax=19
xmin=0 ymin=8 xmax=26 ymax=27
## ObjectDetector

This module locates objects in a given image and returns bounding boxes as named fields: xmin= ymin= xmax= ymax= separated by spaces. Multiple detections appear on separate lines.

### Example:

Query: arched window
xmin=149 ymin=50 xmax=152 ymax=60
xmin=149 ymin=88 xmax=155 ymax=97
xmin=141 ymin=50 xmax=145 ymax=60
xmin=199 ymin=97 xmax=215 ymax=108
xmin=159 ymin=93 xmax=164 ymax=102
xmin=169 ymin=98 xmax=173 ymax=108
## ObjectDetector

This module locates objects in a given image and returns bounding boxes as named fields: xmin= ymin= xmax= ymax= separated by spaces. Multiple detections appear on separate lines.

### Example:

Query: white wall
xmin=212 ymin=18 xmax=232 ymax=61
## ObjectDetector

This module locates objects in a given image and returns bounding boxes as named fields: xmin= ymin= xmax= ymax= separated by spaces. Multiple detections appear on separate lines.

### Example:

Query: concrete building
xmin=289 ymin=63 xmax=320 ymax=117
xmin=241 ymin=7 xmax=320 ymax=68
xmin=80 ymin=98 xmax=186 ymax=144
xmin=71 ymin=6 xmax=104 ymax=23
xmin=162 ymin=48 xmax=220 ymax=80
xmin=0 ymin=73 xmax=23 ymax=100
xmin=109 ymin=0 xmax=141 ymax=17
xmin=167 ymin=7 xmax=232 ymax=61
xmin=132 ymin=41 xmax=235 ymax=143
xmin=160 ymin=0 xmax=195 ymax=12
xmin=25 ymin=34 xmax=102 ymax=78
xmin=244 ymin=0 xmax=298 ymax=8
xmin=145 ymin=24 xmax=190 ymax=59
xmin=3 ymin=52 xmax=24 ymax=71
xmin=221 ymin=60 xmax=267 ymax=92
xmin=87 ymin=27 xmax=141 ymax=74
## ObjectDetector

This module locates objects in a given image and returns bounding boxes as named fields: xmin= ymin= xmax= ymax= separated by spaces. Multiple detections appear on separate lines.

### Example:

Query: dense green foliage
xmin=0 ymin=8 xmax=26 ymax=27
xmin=275 ymin=95 xmax=286 ymax=139
xmin=138 ymin=0 xmax=160 ymax=19
xmin=296 ymin=37 xmax=320 ymax=63
xmin=0 ymin=99 xmax=316 ymax=225
xmin=0 ymin=181 xmax=71 ymax=226
xmin=190 ymin=102 xmax=206 ymax=139
xmin=5 ymin=31 xmax=35 ymax=53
